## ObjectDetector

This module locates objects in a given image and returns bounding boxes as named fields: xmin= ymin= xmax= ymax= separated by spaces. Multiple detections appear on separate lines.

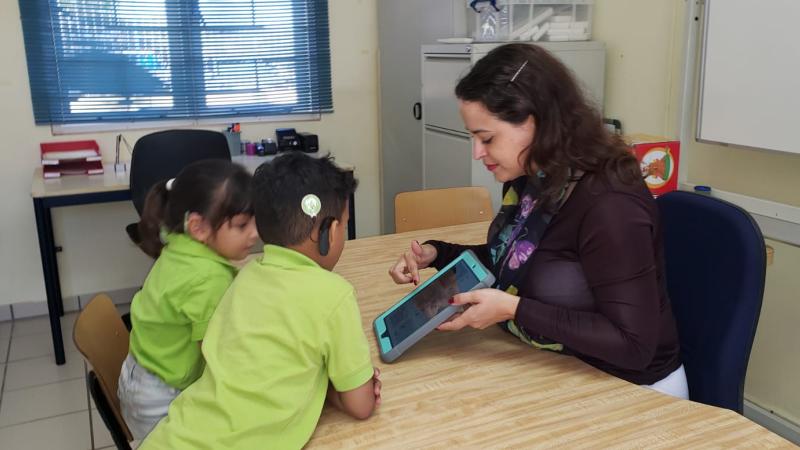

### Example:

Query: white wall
xmin=0 ymin=0 xmax=380 ymax=306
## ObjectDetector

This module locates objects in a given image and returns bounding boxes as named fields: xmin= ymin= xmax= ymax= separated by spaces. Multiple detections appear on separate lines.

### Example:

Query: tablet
xmin=374 ymin=250 xmax=495 ymax=363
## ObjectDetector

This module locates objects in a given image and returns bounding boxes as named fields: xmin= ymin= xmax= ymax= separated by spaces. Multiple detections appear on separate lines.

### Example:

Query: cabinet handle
xmin=412 ymin=102 xmax=422 ymax=120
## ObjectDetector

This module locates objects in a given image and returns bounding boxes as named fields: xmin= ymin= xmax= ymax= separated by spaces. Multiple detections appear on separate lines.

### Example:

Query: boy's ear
xmin=185 ymin=212 xmax=212 ymax=243
xmin=328 ymin=218 xmax=341 ymax=246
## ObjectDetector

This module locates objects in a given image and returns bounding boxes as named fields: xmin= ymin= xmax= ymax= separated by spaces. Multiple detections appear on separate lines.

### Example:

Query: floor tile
xmin=3 ymin=352 xmax=85 ymax=391
xmin=11 ymin=312 xmax=78 ymax=339
xmin=0 ymin=320 xmax=10 ymax=340
xmin=0 ymin=410 xmax=91 ymax=450
xmin=7 ymin=330 xmax=78 ymax=362
xmin=0 ymin=338 xmax=8 ymax=363
xmin=0 ymin=305 xmax=12 ymax=322
xmin=91 ymin=408 xmax=115 ymax=449
xmin=0 ymin=378 xmax=87 ymax=427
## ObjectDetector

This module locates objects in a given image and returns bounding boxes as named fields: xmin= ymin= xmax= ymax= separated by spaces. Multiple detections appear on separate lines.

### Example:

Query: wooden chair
xmin=394 ymin=187 xmax=493 ymax=233
xmin=73 ymin=294 xmax=133 ymax=450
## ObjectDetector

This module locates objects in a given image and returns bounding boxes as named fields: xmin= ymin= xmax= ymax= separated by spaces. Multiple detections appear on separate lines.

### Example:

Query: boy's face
xmin=319 ymin=202 xmax=349 ymax=271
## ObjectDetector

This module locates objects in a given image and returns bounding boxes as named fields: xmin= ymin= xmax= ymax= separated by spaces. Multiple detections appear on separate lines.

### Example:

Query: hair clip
xmin=510 ymin=60 xmax=528 ymax=83
xmin=301 ymin=194 xmax=322 ymax=219
xmin=166 ymin=178 xmax=176 ymax=191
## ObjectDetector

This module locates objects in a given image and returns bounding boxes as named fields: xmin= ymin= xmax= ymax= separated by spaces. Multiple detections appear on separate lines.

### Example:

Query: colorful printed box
xmin=624 ymin=134 xmax=680 ymax=197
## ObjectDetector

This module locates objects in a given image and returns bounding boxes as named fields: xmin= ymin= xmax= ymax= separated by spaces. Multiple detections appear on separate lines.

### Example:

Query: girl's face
xmin=459 ymin=100 xmax=536 ymax=183
xmin=206 ymin=213 xmax=259 ymax=261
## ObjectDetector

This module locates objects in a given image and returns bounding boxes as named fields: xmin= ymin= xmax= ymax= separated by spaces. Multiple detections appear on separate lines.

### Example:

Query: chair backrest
xmin=129 ymin=129 xmax=231 ymax=215
xmin=656 ymin=191 xmax=766 ymax=413
xmin=395 ymin=187 xmax=494 ymax=233
xmin=73 ymin=294 xmax=133 ymax=441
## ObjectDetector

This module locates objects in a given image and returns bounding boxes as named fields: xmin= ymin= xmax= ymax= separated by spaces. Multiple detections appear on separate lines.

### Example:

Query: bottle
xmin=472 ymin=0 xmax=509 ymax=42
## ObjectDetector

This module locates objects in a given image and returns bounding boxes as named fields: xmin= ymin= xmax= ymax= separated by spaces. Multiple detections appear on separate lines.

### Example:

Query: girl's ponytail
xmin=137 ymin=180 xmax=170 ymax=258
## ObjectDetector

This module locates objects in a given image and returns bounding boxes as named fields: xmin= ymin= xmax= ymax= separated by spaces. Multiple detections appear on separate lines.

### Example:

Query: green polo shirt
xmin=129 ymin=233 xmax=236 ymax=390
xmin=141 ymin=245 xmax=374 ymax=450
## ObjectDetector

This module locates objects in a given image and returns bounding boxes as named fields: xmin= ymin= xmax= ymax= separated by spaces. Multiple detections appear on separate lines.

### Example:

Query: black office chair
xmin=657 ymin=191 xmax=766 ymax=414
xmin=126 ymin=129 xmax=231 ymax=246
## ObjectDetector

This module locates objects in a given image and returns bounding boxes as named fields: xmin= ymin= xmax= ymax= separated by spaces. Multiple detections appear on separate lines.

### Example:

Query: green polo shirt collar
xmin=164 ymin=233 xmax=235 ymax=269
xmin=260 ymin=244 xmax=320 ymax=269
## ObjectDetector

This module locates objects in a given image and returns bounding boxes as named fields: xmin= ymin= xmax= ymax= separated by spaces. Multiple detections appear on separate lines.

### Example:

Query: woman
xmin=389 ymin=43 xmax=687 ymax=398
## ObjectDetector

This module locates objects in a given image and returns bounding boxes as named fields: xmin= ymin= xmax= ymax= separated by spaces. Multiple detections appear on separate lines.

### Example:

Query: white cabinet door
xmin=423 ymin=126 xmax=471 ymax=190
xmin=421 ymin=53 xmax=471 ymax=132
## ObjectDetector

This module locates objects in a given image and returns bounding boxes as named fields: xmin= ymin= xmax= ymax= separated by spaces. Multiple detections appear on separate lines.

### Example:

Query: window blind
xmin=19 ymin=0 xmax=332 ymax=125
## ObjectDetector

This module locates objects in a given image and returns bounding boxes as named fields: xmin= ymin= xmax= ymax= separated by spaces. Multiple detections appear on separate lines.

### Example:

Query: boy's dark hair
xmin=253 ymin=152 xmax=357 ymax=246
xmin=138 ymin=159 xmax=254 ymax=258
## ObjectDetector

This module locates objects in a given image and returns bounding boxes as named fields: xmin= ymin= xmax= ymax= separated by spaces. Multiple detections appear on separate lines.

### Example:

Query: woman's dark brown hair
xmin=455 ymin=43 xmax=641 ymax=209
xmin=137 ymin=159 xmax=254 ymax=258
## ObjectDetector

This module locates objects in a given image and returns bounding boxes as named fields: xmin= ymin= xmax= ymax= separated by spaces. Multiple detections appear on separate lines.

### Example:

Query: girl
xmin=118 ymin=159 xmax=259 ymax=439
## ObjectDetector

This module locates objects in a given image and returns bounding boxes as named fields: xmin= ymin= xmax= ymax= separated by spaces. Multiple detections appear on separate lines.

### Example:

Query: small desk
xmin=31 ymin=155 xmax=356 ymax=365
xmin=307 ymin=222 xmax=791 ymax=447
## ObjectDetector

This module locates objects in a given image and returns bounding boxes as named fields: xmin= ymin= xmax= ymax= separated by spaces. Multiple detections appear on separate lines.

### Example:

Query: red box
xmin=624 ymin=134 xmax=680 ymax=197
xmin=40 ymin=140 xmax=103 ymax=178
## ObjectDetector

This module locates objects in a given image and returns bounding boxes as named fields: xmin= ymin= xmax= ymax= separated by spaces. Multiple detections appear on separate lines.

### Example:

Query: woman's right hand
xmin=388 ymin=240 xmax=437 ymax=285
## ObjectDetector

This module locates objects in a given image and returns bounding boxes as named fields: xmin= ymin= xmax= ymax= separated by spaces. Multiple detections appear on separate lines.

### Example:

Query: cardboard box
xmin=624 ymin=134 xmax=680 ymax=197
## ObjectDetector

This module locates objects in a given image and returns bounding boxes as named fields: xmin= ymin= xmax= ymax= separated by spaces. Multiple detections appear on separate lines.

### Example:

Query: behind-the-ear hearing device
xmin=318 ymin=216 xmax=335 ymax=256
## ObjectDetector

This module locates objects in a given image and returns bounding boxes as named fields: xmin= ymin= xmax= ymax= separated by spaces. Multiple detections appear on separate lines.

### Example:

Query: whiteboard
xmin=697 ymin=0 xmax=800 ymax=155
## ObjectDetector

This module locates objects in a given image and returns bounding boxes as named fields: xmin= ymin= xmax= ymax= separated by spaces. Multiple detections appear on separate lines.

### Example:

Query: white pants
xmin=118 ymin=353 xmax=181 ymax=440
xmin=644 ymin=364 xmax=689 ymax=400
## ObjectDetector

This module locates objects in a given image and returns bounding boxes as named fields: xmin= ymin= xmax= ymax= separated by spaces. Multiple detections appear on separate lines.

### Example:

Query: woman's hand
xmin=437 ymin=289 xmax=520 ymax=331
xmin=388 ymin=240 xmax=437 ymax=285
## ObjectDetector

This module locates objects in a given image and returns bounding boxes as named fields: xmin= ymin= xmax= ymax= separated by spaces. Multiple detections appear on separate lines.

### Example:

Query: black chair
xmin=126 ymin=129 xmax=231 ymax=245
xmin=657 ymin=191 xmax=766 ymax=414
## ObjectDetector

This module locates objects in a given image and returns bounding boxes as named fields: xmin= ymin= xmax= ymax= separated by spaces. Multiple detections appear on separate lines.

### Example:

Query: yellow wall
xmin=746 ymin=239 xmax=800 ymax=425
xmin=593 ymin=0 xmax=684 ymax=135
xmin=0 ymin=0 xmax=379 ymax=305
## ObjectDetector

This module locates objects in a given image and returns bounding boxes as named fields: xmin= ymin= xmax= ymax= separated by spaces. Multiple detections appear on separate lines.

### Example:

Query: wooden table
xmin=308 ymin=222 xmax=791 ymax=448
xmin=31 ymin=155 xmax=354 ymax=365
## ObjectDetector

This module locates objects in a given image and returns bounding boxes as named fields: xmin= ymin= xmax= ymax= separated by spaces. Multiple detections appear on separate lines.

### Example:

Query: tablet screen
xmin=384 ymin=260 xmax=479 ymax=346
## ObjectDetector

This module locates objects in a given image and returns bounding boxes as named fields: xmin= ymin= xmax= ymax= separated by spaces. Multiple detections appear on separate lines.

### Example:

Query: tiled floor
xmin=0 ymin=301 xmax=130 ymax=450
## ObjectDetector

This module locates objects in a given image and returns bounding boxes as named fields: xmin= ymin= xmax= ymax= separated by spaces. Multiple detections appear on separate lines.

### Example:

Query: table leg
xmin=33 ymin=198 xmax=66 ymax=365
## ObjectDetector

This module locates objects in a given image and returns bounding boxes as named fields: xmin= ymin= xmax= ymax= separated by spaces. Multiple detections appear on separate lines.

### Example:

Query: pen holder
xmin=224 ymin=131 xmax=241 ymax=157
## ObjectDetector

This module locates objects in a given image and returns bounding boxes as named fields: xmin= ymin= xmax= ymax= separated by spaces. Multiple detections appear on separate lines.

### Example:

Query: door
xmin=378 ymin=0 xmax=467 ymax=234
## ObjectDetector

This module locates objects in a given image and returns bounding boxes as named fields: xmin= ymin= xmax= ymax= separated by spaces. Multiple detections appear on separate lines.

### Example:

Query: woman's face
xmin=459 ymin=100 xmax=535 ymax=183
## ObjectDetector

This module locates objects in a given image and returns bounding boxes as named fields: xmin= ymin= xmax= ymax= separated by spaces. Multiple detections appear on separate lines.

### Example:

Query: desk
xmin=31 ymin=155 xmax=355 ymax=365
xmin=308 ymin=222 xmax=791 ymax=447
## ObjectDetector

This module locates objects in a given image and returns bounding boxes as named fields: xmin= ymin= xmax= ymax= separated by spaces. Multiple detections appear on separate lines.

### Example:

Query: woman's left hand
xmin=437 ymin=288 xmax=521 ymax=331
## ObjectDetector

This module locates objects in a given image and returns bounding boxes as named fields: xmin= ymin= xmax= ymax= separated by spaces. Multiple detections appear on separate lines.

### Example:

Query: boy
xmin=141 ymin=153 xmax=381 ymax=449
